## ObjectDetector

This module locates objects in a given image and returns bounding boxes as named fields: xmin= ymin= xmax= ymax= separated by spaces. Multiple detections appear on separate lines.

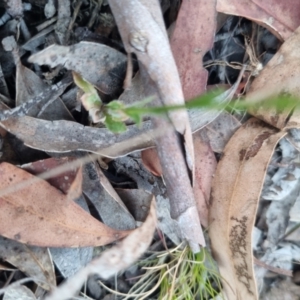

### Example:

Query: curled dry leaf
xmin=28 ymin=42 xmax=127 ymax=95
xmin=246 ymin=26 xmax=300 ymax=129
xmin=45 ymin=199 xmax=156 ymax=300
xmin=209 ymin=118 xmax=286 ymax=299
xmin=0 ymin=162 xmax=130 ymax=247
xmin=251 ymin=0 xmax=300 ymax=38
xmin=141 ymin=148 xmax=162 ymax=177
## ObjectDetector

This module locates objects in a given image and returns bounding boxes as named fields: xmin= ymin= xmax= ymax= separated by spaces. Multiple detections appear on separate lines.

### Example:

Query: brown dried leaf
xmin=209 ymin=118 xmax=286 ymax=299
xmin=246 ymin=26 xmax=300 ymax=129
xmin=0 ymin=162 xmax=129 ymax=247
xmin=171 ymin=0 xmax=217 ymax=100
xmin=21 ymin=157 xmax=78 ymax=194
xmin=141 ymin=148 xmax=162 ymax=176
xmin=22 ymin=158 xmax=94 ymax=279
xmin=193 ymin=134 xmax=217 ymax=228
xmin=45 ymin=199 xmax=156 ymax=300
xmin=251 ymin=0 xmax=300 ymax=36
xmin=28 ymin=42 xmax=127 ymax=95
xmin=217 ymin=0 xmax=300 ymax=40
xmin=0 ymin=237 xmax=55 ymax=290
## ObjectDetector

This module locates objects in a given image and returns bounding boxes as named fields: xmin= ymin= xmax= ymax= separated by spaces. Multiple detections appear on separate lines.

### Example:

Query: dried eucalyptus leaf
xmin=82 ymin=162 xmax=136 ymax=230
xmin=28 ymin=42 xmax=127 ymax=95
xmin=0 ymin=116 xmax=154 ymax=157
xmin=0 ymin=77 xmax=71 ymax=121
xmin=209 ymin=118 xmax=286 ymax=300
xmin=0 ymin=237 xmax=55 ymax=290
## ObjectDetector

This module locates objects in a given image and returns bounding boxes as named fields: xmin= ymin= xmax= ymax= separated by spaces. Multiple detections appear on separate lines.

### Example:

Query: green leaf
xmin=106 ymin=100 xmax=125 ymax=110
xmin=81 ymin=93 xmax=102 ymax=110
xmin=105 ymin=100 xmax=129 ymax=121
xmin=72 ymin=72 xmax=102 ymax=113
xmin=126 ymin=111 xmax=142 ymax=125
xmin=73 ymin=72 xmax=98 ymax=95
xmin=104 ymin=115 xmax=127 ymax=133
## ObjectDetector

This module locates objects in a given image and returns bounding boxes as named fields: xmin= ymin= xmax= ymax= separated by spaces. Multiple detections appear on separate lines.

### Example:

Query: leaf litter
xmin=1 ymin=0 xmax=300 ymax=299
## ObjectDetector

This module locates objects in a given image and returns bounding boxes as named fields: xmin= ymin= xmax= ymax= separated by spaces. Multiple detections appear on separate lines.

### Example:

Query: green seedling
xmin=74 ymin=72 xmax=299 ymax=133
xmin=72 ymin=72 xmax=103 ymax=123
xmin=98 ymin=244 xmax=223 ymax=300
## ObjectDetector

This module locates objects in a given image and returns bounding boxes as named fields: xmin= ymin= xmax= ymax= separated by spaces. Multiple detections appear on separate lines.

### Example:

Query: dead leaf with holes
xmin=209 ymin=118 xmax=286 ymax=299
xmin=45 ymin=199 xmax=156 ymax=300
xmin=0 ymin=162 xmax=130 ymax=247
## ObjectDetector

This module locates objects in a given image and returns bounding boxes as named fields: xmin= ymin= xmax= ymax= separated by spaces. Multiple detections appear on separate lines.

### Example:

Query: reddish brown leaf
xmin=141 ymin=148 xmax=162 ymax=177
xmin=0 ymin=163 xmax=129 ymax=247
xmin=193 ymin=134 xmax=217 ymax=227
xmin=171 ymin=0 xmax=217 ymax=100
xmin=21 ymin=157 xmax=78 ymax=194
xmin=217 ymin=0 xmax=300 ymax=40
xmin=252 ymin=0 xmax=300 ymax=34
